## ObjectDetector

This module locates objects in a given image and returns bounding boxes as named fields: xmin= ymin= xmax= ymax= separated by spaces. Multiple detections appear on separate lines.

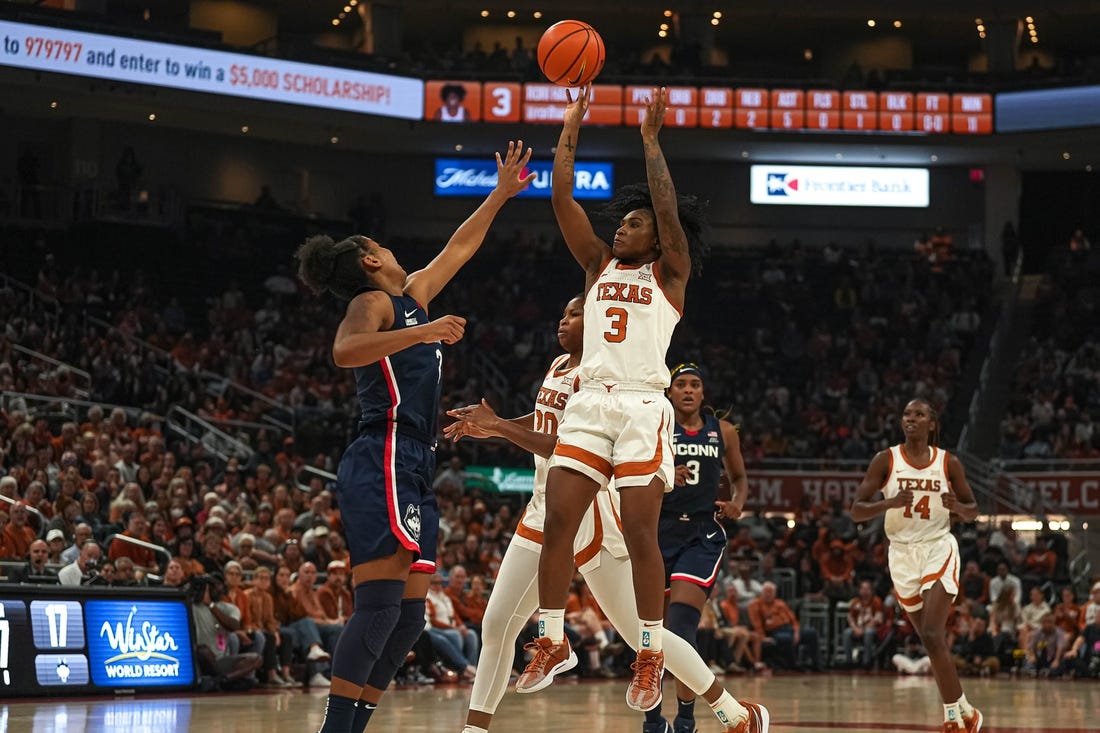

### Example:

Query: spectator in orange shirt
xmin=444 ymin=565 xmax=484 ymax=632
xmin=0 ymin=502 xmax=37 ymax=560
xmin=317 ymin=561 xmax=353 ymax=623
xmin=820 ymin=539 xmax=855 ymax=602
xmin=223 ymin=560 xmax=262 ymax=655
xmin=1021 ymin=537 xmax=1057 ymax=591
xmin=717 ymin=584 xmax=764 ymax=671
xmin=842 ymin=580 xmax=884 ymax=669
xmin=748 ymin=581 xmax=821 ymax=670
xmin=959 ymin=560 xmax=990 ymax=606
xmin=290 ymin=561 xmax=342 ymax=651
xmin=1053 ymin=586 xmax=1082 ymax=638
xmin=107 ymin=511 xmax=157 ymax=571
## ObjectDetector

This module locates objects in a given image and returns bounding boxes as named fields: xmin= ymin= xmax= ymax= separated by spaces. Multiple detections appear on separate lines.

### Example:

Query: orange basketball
xmin=537 ymin=20 xmax=605 ymax=87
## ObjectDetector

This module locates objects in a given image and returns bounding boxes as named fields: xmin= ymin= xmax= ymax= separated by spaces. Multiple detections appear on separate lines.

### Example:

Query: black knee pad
xmin=667 ymin=602 xmax=702 ymax=647
xmin=366 ymin=599 xmax=427 ymax=690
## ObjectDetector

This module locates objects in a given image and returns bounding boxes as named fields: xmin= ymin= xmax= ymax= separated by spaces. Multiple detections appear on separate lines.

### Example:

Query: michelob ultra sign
xmin=434 ymin=159 xmax=613 ymax=200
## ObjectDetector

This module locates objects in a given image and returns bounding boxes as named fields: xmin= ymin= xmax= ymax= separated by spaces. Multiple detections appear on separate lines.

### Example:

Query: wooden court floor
xmin=2 ymin=673 xmax=1097 ymax=733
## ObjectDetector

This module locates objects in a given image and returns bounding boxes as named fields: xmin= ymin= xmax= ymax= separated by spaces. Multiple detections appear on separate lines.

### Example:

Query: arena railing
xmin=0 ymin=392 xmax=157 ymax=429
xmin=0 ymin=272 xmax=60 ymax=326
xmin=83 ymin=312 xmax=295 ymax=434
xmin=102 ymin=533 xmax=171 ymax=579
xmin=166 ymin=405 xmax=254 ymax=467
xmin=0 ymin=493 xmax=46 ymax=530
xmin=8 ymin=344 xmax=91 ymax=399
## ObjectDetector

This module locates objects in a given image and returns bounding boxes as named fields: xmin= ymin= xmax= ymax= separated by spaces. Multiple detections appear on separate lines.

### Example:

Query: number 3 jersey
xmin=580 ymin=258 xmax=681 ymax=389
xmin=664 ymin=413 xmax=725 ymax=516
xmin=882 ymin=444 xmax=952 ymax=544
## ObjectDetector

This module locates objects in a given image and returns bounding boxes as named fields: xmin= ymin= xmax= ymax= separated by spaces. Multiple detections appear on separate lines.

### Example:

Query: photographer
xmin=58 ymin=540 xmax=103 ymax=585
xmin=190 ymin=573 xmax=262 ymax=690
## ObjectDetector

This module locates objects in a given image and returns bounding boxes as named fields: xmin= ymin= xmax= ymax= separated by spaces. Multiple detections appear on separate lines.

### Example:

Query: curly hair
xmin=295 ymin=235 xmax=369 ymax=301
xmin=596 ymin=182 xmax=710 ymax=275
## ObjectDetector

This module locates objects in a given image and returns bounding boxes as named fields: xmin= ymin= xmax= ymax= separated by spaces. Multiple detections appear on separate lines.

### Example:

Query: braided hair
xmin=295 ymin=234 xmax=371 ymax=301
xmin=596 ymin=182 xmax=710 ymax=275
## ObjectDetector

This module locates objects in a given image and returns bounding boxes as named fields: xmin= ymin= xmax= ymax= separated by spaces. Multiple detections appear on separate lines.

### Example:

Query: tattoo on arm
xmin=564 ymin=136 xmax=575 ymax=153
xmin=643 ymin=140 xmax=685 ymax=253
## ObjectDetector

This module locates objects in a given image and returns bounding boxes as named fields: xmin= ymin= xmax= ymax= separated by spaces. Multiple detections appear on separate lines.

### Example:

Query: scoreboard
xmin=0 ymin=585 xmax=196 ymax=697
xmin=425 ymin=80 xmax=993 ymax=134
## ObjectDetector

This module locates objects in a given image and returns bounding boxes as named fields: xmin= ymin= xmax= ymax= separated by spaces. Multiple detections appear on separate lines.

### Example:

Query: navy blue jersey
xmin=352 ymin=290 xmax=442 ymax=439
xmin=663 ymin=413 xmax=725 ymax=516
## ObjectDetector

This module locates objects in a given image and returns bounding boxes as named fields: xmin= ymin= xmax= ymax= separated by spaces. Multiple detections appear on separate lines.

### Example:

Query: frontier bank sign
xmin=750 ymin=165 xmax=929 ymax=207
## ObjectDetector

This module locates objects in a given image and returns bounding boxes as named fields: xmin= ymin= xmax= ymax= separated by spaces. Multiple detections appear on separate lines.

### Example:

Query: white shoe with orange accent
xmin=722 ymin=701 xmax=770 ymax=733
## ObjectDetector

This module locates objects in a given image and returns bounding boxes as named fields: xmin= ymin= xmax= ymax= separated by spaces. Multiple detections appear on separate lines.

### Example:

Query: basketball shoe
xmin=963 ymin=708 xmax=983 ymax=733
xmin=626 ymin=649 xmax=664 ymax=711
xmin=641 ymin=719 xmax=671 ymax=733
xmin=515 ymin=636 xmax=576 ymax=694
xmin=672 ymin=716 xmax=698 ymax=733
xmin=722 ymin=701 xmax=770 ymax=733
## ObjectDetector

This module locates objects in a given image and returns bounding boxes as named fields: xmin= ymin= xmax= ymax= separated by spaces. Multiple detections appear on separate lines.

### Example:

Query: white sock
xmin=462 ymin=726 xmax=489 ymax=733
xmin=587 ymin=649 xmax=601 ymax=669
xmin=538 ymin=608 xmax=565 ymax=643
xmin=957 ymin=693 xmax=973 ymax=716
xmin=640 ymin=619 xmax=663 ymax=652
xmin=709 ymin=691 xmax=748 ymax=727
xmin=944 ymin=702 xmax=962 ymax=726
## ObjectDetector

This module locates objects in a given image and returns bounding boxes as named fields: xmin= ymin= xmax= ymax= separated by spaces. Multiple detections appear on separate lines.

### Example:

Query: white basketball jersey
xmin=579 ymin=258 xmax=681 ymax=389
xmin=532 ymin=354 xmax=578 ymax=495
xmin=882 ymin=444 xmax=952 ymax=544
xmin=515 ymin=354 xmax=628 ymax=566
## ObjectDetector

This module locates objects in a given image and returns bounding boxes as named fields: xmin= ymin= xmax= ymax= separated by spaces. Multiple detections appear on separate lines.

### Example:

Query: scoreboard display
xmin=425 ymin=79 xmax=993 ymax=135
xmin=0 ymin=586 xmax=196 ymax=697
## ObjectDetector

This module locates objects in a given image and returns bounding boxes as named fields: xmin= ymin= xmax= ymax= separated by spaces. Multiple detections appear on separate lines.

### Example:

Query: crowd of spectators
xmin=1000 ymin=240 xmax=1100 ymax=462
xmin=2 ymin=222 xmax=994 ymax=475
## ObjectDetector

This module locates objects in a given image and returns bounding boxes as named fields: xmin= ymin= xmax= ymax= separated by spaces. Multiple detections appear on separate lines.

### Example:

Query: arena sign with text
xmin=434 ymin=159 xmax=613 ymax=200
xmin=998 ymin=473 xmax=1100 ymax=515
xmin=0 ymin=19 xmax=424 ymax=119
xmin=749 ymin=165 xmax=930 ymax=207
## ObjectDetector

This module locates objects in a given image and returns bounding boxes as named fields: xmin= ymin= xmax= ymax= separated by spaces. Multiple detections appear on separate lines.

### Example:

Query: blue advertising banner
xmin=434 ymin=159 xmax=613 ymax=199
xmin=85 ymin=600 xmax=195 ymax=687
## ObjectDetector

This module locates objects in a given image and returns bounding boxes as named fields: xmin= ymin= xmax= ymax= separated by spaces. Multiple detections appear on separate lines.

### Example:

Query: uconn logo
xmin=434 ymin=159 xmax=612 ymax=200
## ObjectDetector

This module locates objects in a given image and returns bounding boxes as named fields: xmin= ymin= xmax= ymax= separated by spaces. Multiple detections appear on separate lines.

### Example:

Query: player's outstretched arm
xmin=445 ymin=400 xmax=558 ymax=458
xmin=405 ymin=140 xmax=537 ymax=307
xmin=640 ymin=87 xmax=690 ymax=290
xmin=332 ymin=290 xmax=465 ymax=367
xmin=551 ymin=85 xmax=610 ymax=287
xmin=850 ymin=450 xmax=909 ymax=522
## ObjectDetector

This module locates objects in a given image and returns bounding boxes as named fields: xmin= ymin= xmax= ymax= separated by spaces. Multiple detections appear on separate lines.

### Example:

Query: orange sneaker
xmin=963 ymin=708 xmax=983 ymax=733
xmin=721 ymin=700 xmax=770 ymax=733
xmin=515 ymin=636 xmax=576 ymax=694
xmin=942 ymin=722 xmax=965 ymax=732
xmin=625 ymin=649 xmax=665 ymax=711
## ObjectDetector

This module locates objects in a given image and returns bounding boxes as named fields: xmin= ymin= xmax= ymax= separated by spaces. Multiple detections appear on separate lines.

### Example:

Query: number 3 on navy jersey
xmin=684 ymin=459 xmax=700 ymax=485
xmin=604 ymin=307 xmax=628 ymax=343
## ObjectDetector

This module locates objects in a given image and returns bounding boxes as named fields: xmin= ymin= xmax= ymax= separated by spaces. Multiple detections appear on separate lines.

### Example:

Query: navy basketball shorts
xmin=336 ymin=430 xmax=438 ymax=573
xmin=658 ymin=513 xmax=727 ymax=594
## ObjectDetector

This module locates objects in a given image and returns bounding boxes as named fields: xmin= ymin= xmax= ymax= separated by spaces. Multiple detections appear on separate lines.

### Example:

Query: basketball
xmin=537 ymin=20 xmax=605 ymax=87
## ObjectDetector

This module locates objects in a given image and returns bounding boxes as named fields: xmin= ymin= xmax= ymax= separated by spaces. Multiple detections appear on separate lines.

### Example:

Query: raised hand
xmin=563 ymin=85 xmax=591 ymax=127
xmin=494 ymin=140 xmax=538 ymax=198
xmin=641 ymin=86 xmax=667 ymax=140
